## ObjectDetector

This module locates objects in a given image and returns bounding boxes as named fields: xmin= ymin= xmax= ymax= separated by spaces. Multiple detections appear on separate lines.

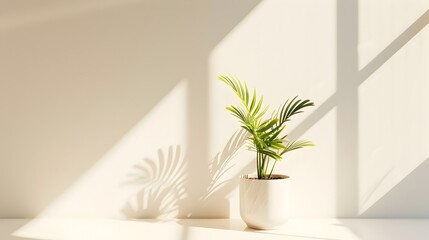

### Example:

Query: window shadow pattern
xmin=288 ymin=0 xmax=429 ymax=216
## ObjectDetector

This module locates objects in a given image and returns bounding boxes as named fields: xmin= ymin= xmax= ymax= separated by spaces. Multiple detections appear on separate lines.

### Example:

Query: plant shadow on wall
xmin=121 ymin=130 xmax=253 ymax=219
xmin=0 ymin=0 xmax=262 ymax=219
xmin=121 ymin=145 xmax=187 ymax=218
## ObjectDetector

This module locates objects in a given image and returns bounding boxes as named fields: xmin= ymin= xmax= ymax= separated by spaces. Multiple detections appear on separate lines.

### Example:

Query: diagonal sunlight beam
xmin=5 ymin=0 xmax=264 ymax=224
xmin=358 ymin=10 xmax=429 ymax=85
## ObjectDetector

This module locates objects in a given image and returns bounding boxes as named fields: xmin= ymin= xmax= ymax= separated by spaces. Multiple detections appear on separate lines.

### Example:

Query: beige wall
xmin=1 ymin=0 xmax=428 ymax=219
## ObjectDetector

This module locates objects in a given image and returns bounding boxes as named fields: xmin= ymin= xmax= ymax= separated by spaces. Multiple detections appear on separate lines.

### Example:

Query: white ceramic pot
xmin=239 ymin=174 xmax=290 ymax=230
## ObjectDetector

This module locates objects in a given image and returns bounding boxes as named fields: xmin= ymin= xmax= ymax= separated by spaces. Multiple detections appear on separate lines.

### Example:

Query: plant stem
xmin=261 ymin=154 xmax=265 ymax=178
xmin=263 ymin=154 xmax=268 ymax=179
xmin=268 ymin=160 xmax=277 ymax=179
xmin=264 ymin=157 xmax=271 ymax=177
xmin=256 ymin=152 xmax=261 ymax=179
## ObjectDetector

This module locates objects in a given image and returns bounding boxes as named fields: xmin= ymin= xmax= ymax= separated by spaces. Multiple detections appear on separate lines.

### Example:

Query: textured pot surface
xmin=239 ymin=174 xmax=290 ymax=230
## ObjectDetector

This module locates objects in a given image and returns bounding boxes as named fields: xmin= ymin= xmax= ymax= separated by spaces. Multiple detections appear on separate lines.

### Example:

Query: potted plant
xmin=219 ymin=75 xmax=314 ymax=229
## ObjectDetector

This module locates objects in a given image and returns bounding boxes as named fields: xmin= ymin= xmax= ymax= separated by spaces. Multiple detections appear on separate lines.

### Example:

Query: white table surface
xmin=1 ymin=218 xmax=428 ymax=240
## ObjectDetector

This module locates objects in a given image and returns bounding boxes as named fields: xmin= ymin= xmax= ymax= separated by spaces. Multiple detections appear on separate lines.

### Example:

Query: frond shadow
xmin=121 ymin=145 xmax=187 ymax=219
xmin=121 ymin=129 xmax=252 ymax=219
xmin=204 ymin=129 xmax=248 ymax=202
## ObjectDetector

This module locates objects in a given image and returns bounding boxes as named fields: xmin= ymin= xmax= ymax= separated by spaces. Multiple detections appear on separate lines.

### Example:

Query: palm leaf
xmin=258 ymin=149 xmax=281 ymax=160
xmin=281 ymin=140 xmax=314 ymax=155
xmin=279 ymin=96 xmax=314 ymax=124
xmin=257 ymin=118 xmax=279 ymax=133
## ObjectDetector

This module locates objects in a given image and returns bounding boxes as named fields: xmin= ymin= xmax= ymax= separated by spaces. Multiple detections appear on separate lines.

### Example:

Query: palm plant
xmin=219 ymin=75 xmax=315 ymax=179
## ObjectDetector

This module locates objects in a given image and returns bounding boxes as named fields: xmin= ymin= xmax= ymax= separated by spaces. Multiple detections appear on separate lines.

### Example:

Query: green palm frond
xmin=281 ymin=140 xmax=314 ymax=155
xmin=218 ymin=75 xmax=249 ymax=106
xmin=258 ymin=149 xmax=281 ymax=160
xmin=219 ymin=74 xmax=315 ymax=179
xmin=218 ymin=75 xmax=266 ymax=120
xmin=279 ymin=96 xmax=314 ymax=124
xmin=257 ymin=118 xmax=279 ymax=133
